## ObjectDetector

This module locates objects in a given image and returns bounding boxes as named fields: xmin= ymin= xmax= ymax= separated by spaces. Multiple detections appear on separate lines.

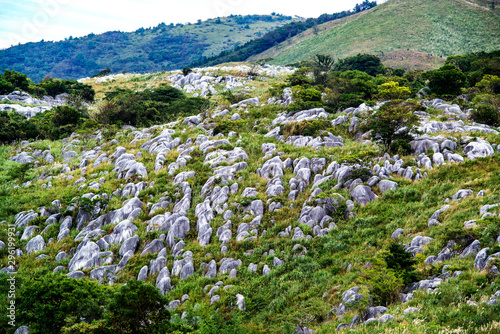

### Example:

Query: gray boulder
xmin=464 ymin=140 xmax=494 ymax=160
xmin=349 ymin=185 xmax=378 ymax=206
xmin=236 ymin=294 xmax=246 ymax=311
xmin=141 ymin=239 xmax=164 ymax=255
xmin=378 ymin=180 xmax=398 ymax=193
xmin=378 ymin=314 xmax=395 ymax=323
xmin=119 ymin=235 xmax=140 ymax=256
xmin=474 ymin=248 xmax=489 ymax=271
xmin=25 ymin=235 xmax=46 ymax=255
xmin=137 ymin=265 xmax=148 ymax=281
xmin=460 ymin=240 xmax=481 ymax=258
xmin=14 ymin=326 xmax=30 ymax=334
xmin=104 ymin=219 xmax=137 ymax=245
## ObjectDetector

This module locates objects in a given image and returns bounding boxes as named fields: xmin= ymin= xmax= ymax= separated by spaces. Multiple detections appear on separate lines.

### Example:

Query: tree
xmin=104 ymin=280 xmax=172 ymax=334
xmin=334 ymin=53 xmax=386 ymax=76
xmin=423 ymin=65 xmax=467 ymax=96
xmin=363 ymin=100 xmax=419 ymax=153
xmin=383 ymin=242 xmax=419 ymax=284
xmin=359 ymin=257 xmax=403 ymax=306
xmin=377 ymin=81 xmax=412 ymax=100
xmin=17 ymin=275 xmax=110 ymax=334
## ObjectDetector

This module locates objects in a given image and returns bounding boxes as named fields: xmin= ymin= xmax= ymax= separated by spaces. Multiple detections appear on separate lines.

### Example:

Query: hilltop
xmin=251 ymin=0 xmax=500 ymax=69
xmin=0 ymin=14 xmax=296 ymax=82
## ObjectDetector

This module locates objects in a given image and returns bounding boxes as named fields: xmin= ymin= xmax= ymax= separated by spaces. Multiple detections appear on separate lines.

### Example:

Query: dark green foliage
xmin=326 ymin=70 xmax=377 ymax=109
xmin=182 ymin=67 xmax=193 ymax=76
xmin=423 ymin=65 xmax=468 ymax=96
xmin=334 ymin=53 xmax=386 ymax=76
xmin=384 ymin=243 xmax=419 ymax=284
xmin=0 ymin=111 xmax=40 ymax=143
xmin=312 ymin=54 xmax=334 ymax=85
xmin=96 ymin=85 xmax=208 ymax=127
xmin=288 ymin=86 xmax=323 ymax=111
xmin=16 ymin=275 xmax=110 ymax=334
xmin=49 ymin=105 xmax=86 ymax=140
xmin=471 ymin=103 xmax=500 ymax=126
xmin=7 ymin=162 xmax=34 ymax=183
xmin=0 ymin=69 xmax=30 ymax=93
xmin=39 ymin=78 xmax=95 ymax=102
xmin=446 ymin=50 xmax=500 ymax=86
xmin=91 ymin=67 xmax=111 ymax=78
xmin=286 ymin=67 xmax=313 ymax=87
xmin=362 ymin=100 xmax=419 ymax=153
xmin=104 ymin=280 xmax=173 ymax=334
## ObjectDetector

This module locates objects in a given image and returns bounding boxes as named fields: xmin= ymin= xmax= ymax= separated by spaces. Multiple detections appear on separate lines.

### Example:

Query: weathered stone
xmin=349 ymin=185 xmax=378 ymax=206
xmin=25 ymin=235 xmax=46 ymax=255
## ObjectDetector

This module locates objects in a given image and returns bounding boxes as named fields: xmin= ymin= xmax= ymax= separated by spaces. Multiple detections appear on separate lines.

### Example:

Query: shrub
xmin=16 ymin=275 xmax=110 ymax=334
xmin=288 ymin=86 xmax=323 ymax=112
xmin=470 ymin=104 xmax=500 ymax=126
xmin=334 ymin=53 xmax=386 ymax=76
xmin=286 ymin=67 xmax=313 ymax=87
xmin=423 ymin=65 xmax=468 ymax=97
xmin=104 ymin=279 xmax=173 ymax=333
xmin=359 ymin=258 xmax=403 ymax=306
xmin=281 ymin=119 xmax=330 ymax=137
xmin=182 ymin=67 xmax=193 ymax=76
xmin=383 ymin=243 xmax=419 ymax=284
xmin=362 ymin=100 xmax=419 ymax=153
xmin=377 ymin=81 xmax=412 ymax=100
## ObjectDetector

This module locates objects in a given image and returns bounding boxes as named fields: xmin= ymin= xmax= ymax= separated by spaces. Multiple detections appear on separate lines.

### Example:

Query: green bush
xmin=470 ymin=104 xmax=500 ymax=126
xmin=359 ymin=258 xmax=403 ymax=306
xmin=383 ymin=243 xmax=419 ymax=284
xmin=288 ymin=86 xmax=323 ymax=112
xmin=362 ymin=100 xmax=419 ymax=153
xmin=423 ymin=65 xmax=468 ymax=97
xmin=281 ymin=119 xmax=330 ymax=137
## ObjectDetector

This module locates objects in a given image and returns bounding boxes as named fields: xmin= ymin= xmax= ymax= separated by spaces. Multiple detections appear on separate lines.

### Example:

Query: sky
xmin=0 ymin=0 xmax=382 ymax=49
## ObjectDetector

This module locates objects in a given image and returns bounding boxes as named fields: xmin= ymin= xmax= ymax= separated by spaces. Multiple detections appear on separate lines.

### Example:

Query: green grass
xmin=267 ymin=0 xmax=500 ymax=68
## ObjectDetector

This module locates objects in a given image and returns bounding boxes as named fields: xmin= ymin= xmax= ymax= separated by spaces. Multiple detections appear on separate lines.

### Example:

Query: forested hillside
xmin=0 ymin=14 xmax=295 ymax=82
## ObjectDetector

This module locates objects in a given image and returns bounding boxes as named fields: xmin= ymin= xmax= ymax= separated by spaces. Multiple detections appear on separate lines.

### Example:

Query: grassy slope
xmin=2 ymin=69 xmax=500 ymax=333
xmin=266 ymin=0 xmax=500 ymax=67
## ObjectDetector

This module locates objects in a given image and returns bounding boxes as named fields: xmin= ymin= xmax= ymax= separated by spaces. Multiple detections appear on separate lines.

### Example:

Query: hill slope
xmin=0 ymin=15 xmax=296 ymax=82
xmin=262 ymin=0 xmax=500 ymax=67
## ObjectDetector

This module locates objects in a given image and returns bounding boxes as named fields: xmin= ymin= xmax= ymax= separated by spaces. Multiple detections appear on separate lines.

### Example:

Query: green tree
xmin=423 ymin=65 xmax=467 ymax=96
xmin=363 ymin=100 xmax=419 ymax=153
xmin=17 ymin=275 xmax=110 ymax=334
xmin=359 ymin=258 xmax=403 ymax=306
xmin=104 ymin=280 xmax=172 ymax=334
xmin=312 ymin=54 xmax=334 ymax=85
xmin=334 ymin=53 xmax=386 ymax=76
xmin=383 ymin=242 xmax=419 ymax=284
xmin=2 ymin=69 xmax=31 ymax=92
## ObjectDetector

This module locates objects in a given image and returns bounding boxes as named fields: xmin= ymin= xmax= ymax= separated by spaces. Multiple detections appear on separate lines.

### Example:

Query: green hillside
xmin=0 ymin=14 xmax=296 ymax=82
xmin=264 ymin=0 xmax=500 ymax=67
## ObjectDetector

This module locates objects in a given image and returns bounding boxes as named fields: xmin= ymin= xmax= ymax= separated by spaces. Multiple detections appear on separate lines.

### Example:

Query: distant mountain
xmin=258 ymin=0 xmax=500 ymax=69
xmin=0 ymin=14 xmax=296 ymax=82
xmin=190 ymin=1 xmax=377 ymax=68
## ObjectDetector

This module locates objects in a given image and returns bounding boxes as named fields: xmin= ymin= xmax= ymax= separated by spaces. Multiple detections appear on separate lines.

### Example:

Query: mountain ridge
xmin=263 ymin=0 xmax=500 ymax=68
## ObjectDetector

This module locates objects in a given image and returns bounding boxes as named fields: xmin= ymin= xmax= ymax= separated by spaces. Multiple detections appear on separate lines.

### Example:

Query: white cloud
xmin=0 ymin=0 xmax=374 ymax=48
